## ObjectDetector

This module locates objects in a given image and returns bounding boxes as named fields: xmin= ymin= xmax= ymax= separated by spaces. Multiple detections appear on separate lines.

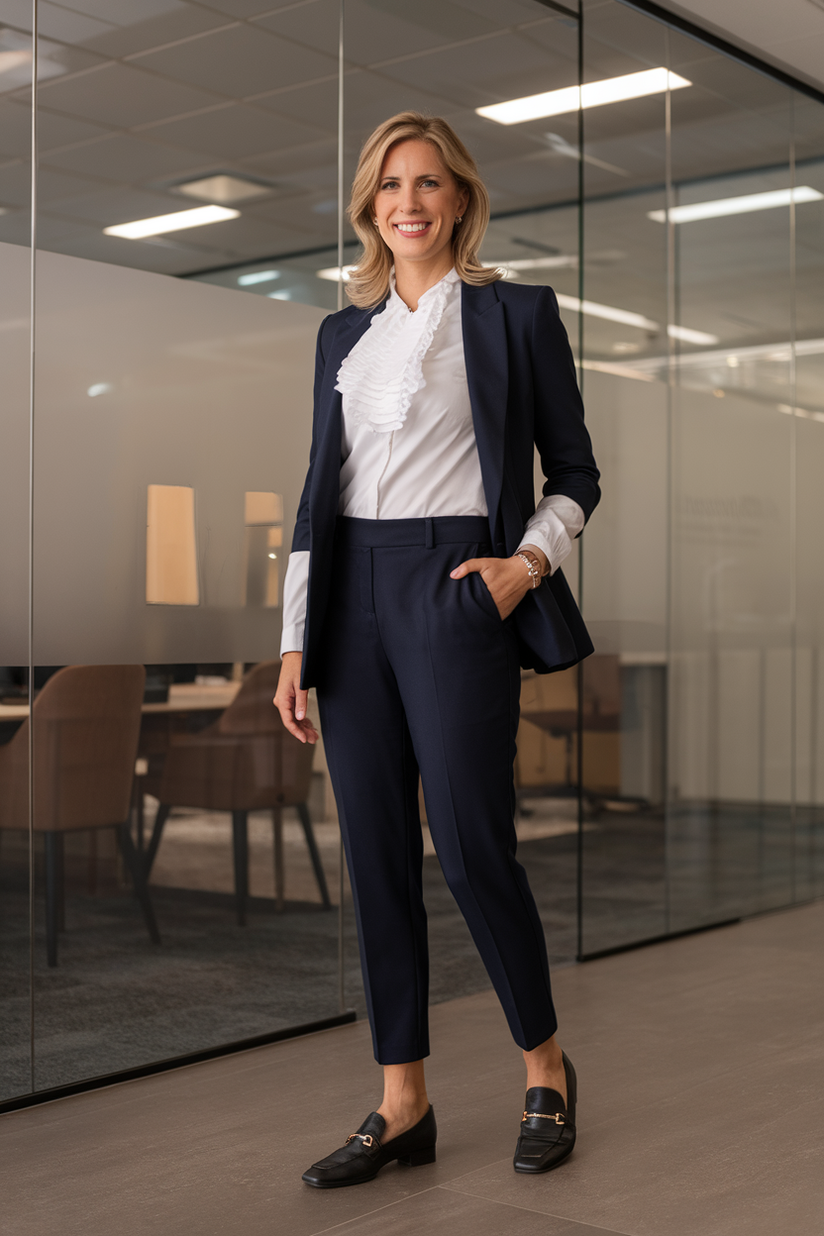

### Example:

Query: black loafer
xmin=513 ymin=1051 xmax=577 ymax=1174
xmin=301 ymin=1106 xmax=437 ymax=1188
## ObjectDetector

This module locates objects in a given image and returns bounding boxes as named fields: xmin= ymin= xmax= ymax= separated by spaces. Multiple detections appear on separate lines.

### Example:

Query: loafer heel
xmin=398 ymin=1145 xmax=437 ymax=1167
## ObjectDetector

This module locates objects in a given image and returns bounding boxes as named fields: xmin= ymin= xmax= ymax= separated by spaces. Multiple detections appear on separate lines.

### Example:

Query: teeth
xmin=396 ymin=222 xmax=429 ymax=232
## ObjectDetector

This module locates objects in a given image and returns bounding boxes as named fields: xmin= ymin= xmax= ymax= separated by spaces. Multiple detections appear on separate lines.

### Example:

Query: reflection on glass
xmin=146 ymin=484 xmax=200 ymax=606
xmin=243 ymin=492 xmax=283 ymax=609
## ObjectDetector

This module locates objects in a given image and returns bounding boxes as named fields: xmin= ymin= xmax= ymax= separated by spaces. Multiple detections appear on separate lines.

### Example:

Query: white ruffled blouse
xmin=279 ymin=268 xmax=584 ymax=655
xmin=335 ymin=266 xmax=460 ymax=435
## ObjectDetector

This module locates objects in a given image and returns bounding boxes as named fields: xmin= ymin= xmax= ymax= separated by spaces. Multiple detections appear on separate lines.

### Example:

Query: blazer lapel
xmin=309 ymin=302 xmax=385 ymax=531
xmin=461 ymin=281 xmax=508 ymax=543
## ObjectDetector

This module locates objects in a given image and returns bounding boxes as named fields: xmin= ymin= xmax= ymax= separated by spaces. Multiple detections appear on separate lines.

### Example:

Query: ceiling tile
xmin=0 ymin=99 xmax=33 ymax=158
xmin=243 ymin=193 xmax=338 ymax=237
xmin=37 ymin=164 xmax=125 ymax=204
xmin=0 ymin=162 xmax=31 ymax=208
xmin=35 ymin=62 xmax=223 ymax=127
xmin=450 ymin=0 xmax=561 ymax=21
xmin=376 ymin=30 xmax=583 ymax=111
xmin=34 ymin=1 xmax=114 ymax=44
xmin=79 ymin=5 xmax=231 ymax=58
xmin=0 ymin=210 xmax=31 ymax=244
xmin=240 ymin=136 xmax=338 ymax=177
xmin=45 ymin=183 xmax=189 ymax=222
xmin=258 ymin=0 xmax=500 ymax=64
xmin=42 ymin=133 xmax=214 ymax=182
xmin=0 ymin=0 xmax=34 ymax=33
xmin=38 ymin=108 xmax=113 ymax=151
xmin=0 ymin=97 xmax=113 ymax=174
xmin=22 ymin=209 xmax=102 ymax=243
xmin=0 ymin=31 xmax=105 ymax=98
xmin=145 ymin=103 xmax=327 ymax=159
xmin=336 ymin=72 xmax=483 ymax=146
xmin=58 ymin=0 xmax=184 ymax=26
xmin=252 ymin=77 xmax=338 ymax=131
xmin=46 ymin=228 xmax=219 ymax=273
xmin=132 ymin=23 xmax=337 ymax=98
xmin=188 ymin=0 xmax=295 ymax=16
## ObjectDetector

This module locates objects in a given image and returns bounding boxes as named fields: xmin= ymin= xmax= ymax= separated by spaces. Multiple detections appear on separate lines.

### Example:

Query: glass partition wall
xmin=2 ymin=0 xmax=823 ymax=1104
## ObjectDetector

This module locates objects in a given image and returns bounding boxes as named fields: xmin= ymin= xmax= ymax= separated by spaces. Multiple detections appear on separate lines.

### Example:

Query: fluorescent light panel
xmin=477 ymin=67 xmax=691 ymax=125
xmin=556 ymin=294 xmax=717 ymax=344
xmin=104 ymin=205 xmax=239 ymax=240
xmin=238 ymin=269 xmax=280 ymax=286
xmin=317 ymin=265 xmax=356 ymax=282
xmin=485 ymin=256 xmax=578 ymax=273
xmin=648 ymin=186 xmax=823 ymax=224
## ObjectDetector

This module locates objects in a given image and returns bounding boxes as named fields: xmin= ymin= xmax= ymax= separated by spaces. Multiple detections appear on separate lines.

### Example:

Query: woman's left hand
xmin=450 ymin=554 xmax=538 ymax=620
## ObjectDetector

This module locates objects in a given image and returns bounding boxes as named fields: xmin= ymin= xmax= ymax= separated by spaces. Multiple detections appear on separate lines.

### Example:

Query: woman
xmin=274 ymin=112 xmax=600 ymax=1187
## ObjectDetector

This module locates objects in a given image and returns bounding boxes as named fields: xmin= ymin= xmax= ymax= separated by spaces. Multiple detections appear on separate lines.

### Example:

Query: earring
xmin=455 ymin=215 xmax=463 ymax=224
xmin=372 ymin=218 xmax=378 ymax=225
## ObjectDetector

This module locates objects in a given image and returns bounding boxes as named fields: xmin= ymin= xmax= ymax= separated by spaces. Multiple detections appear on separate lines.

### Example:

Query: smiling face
xmin=372 ymin=138 xmax=469 ymax=278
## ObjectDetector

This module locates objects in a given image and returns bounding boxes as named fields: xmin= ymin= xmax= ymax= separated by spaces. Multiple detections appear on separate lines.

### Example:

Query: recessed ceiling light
xmin=87 ymin=383 xmax=112 ymax=397
xmin=268 ymin=290 xmax=292 ymax=300
xmin=104 ymin=205 xmax=239 ymax=240
xmin=648 ymin=186 xmax=823 ymax=223
xmin=476 ymin=67 xmax=691 ymax=125
xmin=175 ymin=174 xmax=272 ymax=204
xmin=238 ymin=270 xmax=281 ymax=286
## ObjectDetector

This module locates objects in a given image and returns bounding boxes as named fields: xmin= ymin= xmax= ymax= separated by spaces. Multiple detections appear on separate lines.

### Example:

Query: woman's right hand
xmin=274 ymin=652 xmax=319 ymax=744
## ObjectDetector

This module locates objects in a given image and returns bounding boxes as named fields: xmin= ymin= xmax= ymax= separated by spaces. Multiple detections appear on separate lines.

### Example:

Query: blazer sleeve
xmin=530 ymin=286 xmax=601 ymax=524
xmin=289 ymin=314 xmax=331 ymax=553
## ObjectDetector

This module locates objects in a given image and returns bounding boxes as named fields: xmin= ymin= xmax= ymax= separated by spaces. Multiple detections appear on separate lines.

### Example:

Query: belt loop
xmin=425 ymin=517 xmax=434 ymax=549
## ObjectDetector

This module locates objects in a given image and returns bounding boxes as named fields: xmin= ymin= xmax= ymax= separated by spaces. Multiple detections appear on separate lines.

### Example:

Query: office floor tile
xmin=0 ymin=901 xmax=821 ymax=1236
xmin=308 ymin=1185 xmax=633 ymax=1236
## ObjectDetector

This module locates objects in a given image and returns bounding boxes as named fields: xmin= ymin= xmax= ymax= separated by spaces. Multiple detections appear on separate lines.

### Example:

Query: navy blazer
xmin=291 ymin=278 xmax=601 ymax=688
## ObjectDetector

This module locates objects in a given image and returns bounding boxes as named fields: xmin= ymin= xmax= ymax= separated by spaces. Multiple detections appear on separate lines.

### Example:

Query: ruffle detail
xmin=335 ymin=268 xmax=459 ymax=434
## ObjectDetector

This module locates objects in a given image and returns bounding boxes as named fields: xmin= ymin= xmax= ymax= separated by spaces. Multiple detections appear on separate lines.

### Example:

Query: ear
xmin=457 ymin=184 xmax=470 ymax=216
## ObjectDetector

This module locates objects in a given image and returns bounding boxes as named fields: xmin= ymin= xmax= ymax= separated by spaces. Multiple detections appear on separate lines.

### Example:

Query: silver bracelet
xmin=515 ymin=551 xmax=541 ymax=589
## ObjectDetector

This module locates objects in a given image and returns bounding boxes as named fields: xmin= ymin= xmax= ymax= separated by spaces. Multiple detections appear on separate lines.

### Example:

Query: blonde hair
xmin=345 ymin=112 xmax=501 ymax=309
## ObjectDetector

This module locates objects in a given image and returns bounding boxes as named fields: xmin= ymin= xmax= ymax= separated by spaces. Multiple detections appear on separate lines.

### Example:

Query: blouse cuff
xmin=279 ymin=623 xmax=305 ymax=656
xmin=280 ymin=550 xmax=310 ymax=657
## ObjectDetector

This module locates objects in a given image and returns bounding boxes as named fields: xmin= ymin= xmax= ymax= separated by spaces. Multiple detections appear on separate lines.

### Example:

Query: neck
xmin=393 ymin=252 xmax=454 ymax=312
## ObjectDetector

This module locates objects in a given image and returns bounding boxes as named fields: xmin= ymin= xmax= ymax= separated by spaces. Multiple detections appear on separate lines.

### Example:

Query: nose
xmin=398 ymin=184 xmax=422 ymax=214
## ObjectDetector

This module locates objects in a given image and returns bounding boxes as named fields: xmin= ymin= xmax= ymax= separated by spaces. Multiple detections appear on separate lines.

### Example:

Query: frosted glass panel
xmin=0 ymin=188 xmax=32 ymax=1104
xmin=28 ymin=232 xmax=340 ymax=1093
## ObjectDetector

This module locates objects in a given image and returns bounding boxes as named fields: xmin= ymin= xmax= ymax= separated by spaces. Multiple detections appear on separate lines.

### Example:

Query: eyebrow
xmin=380 ymin=171 xmax=443 ymax=182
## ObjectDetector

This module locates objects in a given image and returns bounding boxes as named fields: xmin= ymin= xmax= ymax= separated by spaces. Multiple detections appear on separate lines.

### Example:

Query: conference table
xmin=0 ymin=680 xmax=241 ymax=721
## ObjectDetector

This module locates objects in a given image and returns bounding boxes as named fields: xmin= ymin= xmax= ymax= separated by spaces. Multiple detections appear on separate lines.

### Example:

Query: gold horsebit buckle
xmin=345 ymin=1133 xmax=376 ymax=1148
xmin=522 ymin=1111 xmax=565 ymax=1124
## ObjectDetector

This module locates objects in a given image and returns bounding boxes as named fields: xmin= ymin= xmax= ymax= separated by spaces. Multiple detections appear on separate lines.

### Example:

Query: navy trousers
xmin=316 ymin=516 xmax=558 ymax=1065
